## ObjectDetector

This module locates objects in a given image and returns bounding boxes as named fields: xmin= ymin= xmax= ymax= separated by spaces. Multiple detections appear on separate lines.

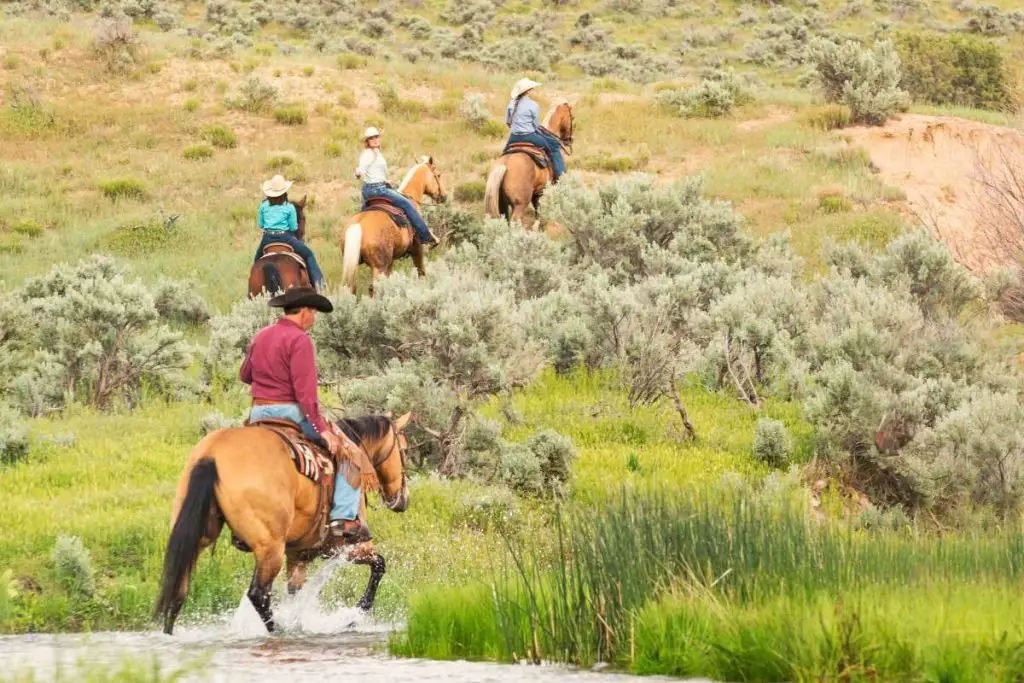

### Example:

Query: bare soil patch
xmin=842 ymin=114 xmax=1024 ymax=272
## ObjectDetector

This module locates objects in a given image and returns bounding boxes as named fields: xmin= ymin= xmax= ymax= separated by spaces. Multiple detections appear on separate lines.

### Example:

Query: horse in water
xmin=155 ymin=413 xmax=411 ymax=635
xmin=248 ymin=196 xmax=310 ymax=297
xmin=341 ymin=156 xmax=447 ymax=296
xmin=485 ymin=102 xmax=574 ymax=229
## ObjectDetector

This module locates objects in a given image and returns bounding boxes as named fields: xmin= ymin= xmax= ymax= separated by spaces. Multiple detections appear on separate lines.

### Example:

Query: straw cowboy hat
xmin=261 ymin=174 xmax=292 ymax=198
xmin=268 ymin=286 xmax=334 ymax=313
xmin=363 ymin=126 xmax=382 ymax=140
xmin=510 ymin=78 xmax=541 ymax=99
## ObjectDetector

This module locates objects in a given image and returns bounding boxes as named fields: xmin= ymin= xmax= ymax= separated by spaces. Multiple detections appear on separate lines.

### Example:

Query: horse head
xmin=546 ymin=101 xmax=574 ymax=154
xmin=420 ymin=155 xmax=447 ymax=204
xmin=295 ymin=194 xmax=308 ymax=238
xmin=377 ymin=412 xmax=411 ymax=512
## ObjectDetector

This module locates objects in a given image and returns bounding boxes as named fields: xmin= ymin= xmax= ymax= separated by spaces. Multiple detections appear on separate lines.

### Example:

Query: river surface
xmin=1 ymin=559 xmax=711 ymax=682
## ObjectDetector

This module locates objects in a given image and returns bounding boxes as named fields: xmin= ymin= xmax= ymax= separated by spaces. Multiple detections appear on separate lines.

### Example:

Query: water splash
xmin=275 ymin=557 xmax=371 ymax=634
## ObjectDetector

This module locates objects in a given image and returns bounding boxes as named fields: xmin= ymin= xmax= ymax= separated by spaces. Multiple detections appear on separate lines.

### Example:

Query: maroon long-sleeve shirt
xmin=240 ymin=318 xmax=329 ymax=435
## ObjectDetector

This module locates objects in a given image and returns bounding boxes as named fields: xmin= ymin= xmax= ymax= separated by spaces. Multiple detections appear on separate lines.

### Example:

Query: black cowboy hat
xmin=268 ymin=286 xmax=334 ymax=313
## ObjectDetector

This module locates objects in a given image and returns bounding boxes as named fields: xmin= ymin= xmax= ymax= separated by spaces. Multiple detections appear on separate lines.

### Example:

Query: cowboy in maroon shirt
xmin=241 ymin=287 xmax=371 ymax=543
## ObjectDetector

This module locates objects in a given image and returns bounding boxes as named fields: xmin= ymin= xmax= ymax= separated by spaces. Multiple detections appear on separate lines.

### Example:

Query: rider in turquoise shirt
xmin=253 ymin=175 xmax=325 ymax=290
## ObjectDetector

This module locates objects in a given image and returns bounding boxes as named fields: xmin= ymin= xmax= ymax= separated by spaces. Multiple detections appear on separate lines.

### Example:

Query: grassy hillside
xmin=2 ymin=1 xmax=1024 ymax=679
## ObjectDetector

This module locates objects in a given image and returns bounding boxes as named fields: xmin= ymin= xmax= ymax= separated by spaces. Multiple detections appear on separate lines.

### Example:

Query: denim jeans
xmin=248 ymin=403 xmax=362 ymax=521
xmin=361 ymin=183 xmax=433 ymax=244
xmin=254 ymin=232 xmax=325 ymax=290
xmin=507 ymin=131 xmax=565 ymax=177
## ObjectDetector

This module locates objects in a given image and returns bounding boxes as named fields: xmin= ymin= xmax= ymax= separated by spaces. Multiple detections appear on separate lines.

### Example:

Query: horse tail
xmin=342 ymin=223 xmax=362 ymax=293
xmin=155 ymin=457 xmax=218 ymax=632
xmin=485 ymin=164 xmax=507 ymax=219
xmin=262 ymin=261 xmax=282 ymax=296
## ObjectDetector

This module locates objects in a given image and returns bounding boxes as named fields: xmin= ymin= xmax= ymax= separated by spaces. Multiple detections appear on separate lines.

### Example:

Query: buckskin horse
xmin=485 ymin=102 xmax=574 ymax=229
xmin=155 ymin=413 xmax=411 ymax=635
xmin=247 ymin=196 xmax=311 ymax=297
xmin=341 ymin=156 xmax=447 ymax=296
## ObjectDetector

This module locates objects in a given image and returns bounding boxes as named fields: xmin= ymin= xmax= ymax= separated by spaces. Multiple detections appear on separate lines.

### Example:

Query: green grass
xmin=395 ymin=488 xmax=1024 ymax=679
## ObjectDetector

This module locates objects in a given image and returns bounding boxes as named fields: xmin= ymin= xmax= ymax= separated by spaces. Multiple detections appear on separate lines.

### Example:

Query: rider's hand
xmin=322 ymin=431 xmax=342 ymax=457
xmin=354 ymin=169 xmax=364 ymax=178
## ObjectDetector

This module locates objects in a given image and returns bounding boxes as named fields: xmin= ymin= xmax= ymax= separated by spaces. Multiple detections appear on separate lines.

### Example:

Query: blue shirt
xmin=506 ymin=96 xmax=540 ymax=135
xmin=257 ymin=200 xmax=298 ymax=232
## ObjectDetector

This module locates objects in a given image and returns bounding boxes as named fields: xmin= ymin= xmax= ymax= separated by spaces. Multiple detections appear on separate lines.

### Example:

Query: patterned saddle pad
xmin=363 ymin=197 xmax=411 ymax=229
xmin=502 ymin=142 xmax=550 ymax=169
xmin=259 ymin=244 xmax=307 ymax=269
xmin=246 ymin=418 xmax=333 ymax=483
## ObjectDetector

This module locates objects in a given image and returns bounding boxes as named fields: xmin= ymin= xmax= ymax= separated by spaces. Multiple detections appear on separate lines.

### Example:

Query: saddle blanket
xmin=247 ymin=419 xmax=333 ymax=483
xmin=502 ymin=142 xmax=550 ymax=169
xmin=259 ymin=245 xmax=307 ymax=269
xmin=363 ymin=198 xmax=411 ymax=229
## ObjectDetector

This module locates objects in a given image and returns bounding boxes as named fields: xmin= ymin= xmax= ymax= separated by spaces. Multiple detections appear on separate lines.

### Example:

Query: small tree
xmin=808 ymin=38 xmax=909 ymax=125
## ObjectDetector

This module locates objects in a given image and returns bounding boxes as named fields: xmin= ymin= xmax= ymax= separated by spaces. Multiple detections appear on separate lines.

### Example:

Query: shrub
xmin=98 ymin=177 xmax=147 ymax=201
xmin=0 ymin=409 xmax=29 ymax=466
xmin=183 ymin=98 xmax=199 ymax=113
xmin=92 ymin=17 xmax=142 ymax=74
xmin=273 ymin=105 xmax=307 ymax=125
xmin=893 ymin=31 xmax=1015 ymax=112
xmin=753 ymin=418 xmax=791 ymax=467
xmin=336 ymin=54 xmax=365 ymax=70
xmin=479 ymin=38 xmax=551 ymax=72
xmin=459 ymin=94 xmax=490 ymax=130
xmin=374 ymin=81 xmax=427 ymax=120
xmin=452 ymin=487 xmax=518 ymax=531
xmin=228 ymin=76 xmax=277 ymax=113
xmin=441 ymin=0 xmax=495 ymax=26
xmin=100 ymin=219 xmax=180 ymax=256
xmin=478 ymin=119 xmax=505 ymax=139
xmin=454 ymin=181 xmax=486 ymax=203
xmin=154 ymin=9 xmax=179 ymax=31
xmin=986 ymin=266 xmax=1024 ymax=323
xmin=324 ymin=141 xmax=342 ymax=158
xmin=152 ymin=278 xmax=211 ymax=326
xmin=202 ymin=124 xmax=237 ymax=149
xmin=808 ymin=38 xmax=909 ymax=125
xmin=498 ymin=442 xmax=544 ymax=495
xmin=14 ymin=256 xmax=192 ymax=414
xmin=526 ymin=429 xmax=576 ymax=489
xmin=183 ymin=144 xmax=213 ymax=160
xmin=819 ymin=192 xmax=852 ymax=213
xmin=199 ymin=411 xmax=241 ymax=436
xmin=52 ymin=535 xmax=95 ymax=598
xmin=580 ymin=153 xmax=649 ymax=173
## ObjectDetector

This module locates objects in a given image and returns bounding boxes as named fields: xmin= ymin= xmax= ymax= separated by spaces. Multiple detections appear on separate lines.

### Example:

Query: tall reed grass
xmin=394 ymin=488 xmax=1024 ymax=679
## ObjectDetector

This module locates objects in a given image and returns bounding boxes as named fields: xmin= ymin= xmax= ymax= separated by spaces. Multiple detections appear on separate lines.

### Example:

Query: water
xmin=0 ymin=561 xmax=710 ymax=682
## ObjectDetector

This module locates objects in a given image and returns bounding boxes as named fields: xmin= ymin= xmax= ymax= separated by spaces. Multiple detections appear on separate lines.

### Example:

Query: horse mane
xmin=335 ymin=415 xmax=392 ymax=445
xmin=542 ymin=100 xmax=570 ymax=129
xmin=398 ymin=161 xmax=426 ymax=193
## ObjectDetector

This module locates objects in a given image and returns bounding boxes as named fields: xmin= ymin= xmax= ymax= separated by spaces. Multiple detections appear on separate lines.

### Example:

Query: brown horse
xmin=155 ymin=413 xmax=411 ymax=635
xmin=341 ymin=157 xmax=447 ymax=295
xmin=248 ymin=196 xmax=310 ymax=297
xmin=484 ymin=102 xmax=574 ymax=229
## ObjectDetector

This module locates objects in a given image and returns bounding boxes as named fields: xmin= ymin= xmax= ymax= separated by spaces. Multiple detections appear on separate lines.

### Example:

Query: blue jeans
xmin=248 ymin=403 xmax=362 ymax=522
xmin=361 ymin=184 xmax=433 ymax=244
xmin=508 ymin=131 xmax=565 ymax=178
xmin=254 ymin=232 xmax=325 ymax=290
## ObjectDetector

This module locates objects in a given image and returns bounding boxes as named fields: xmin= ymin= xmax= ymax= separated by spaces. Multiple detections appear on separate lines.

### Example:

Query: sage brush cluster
xmin=0 ymin=256 xmax=195 ymax=417
xmin=808 ymin=37 xmax=909 ymax=125
xmin=656 ymin=70 xmax=756 ymax=118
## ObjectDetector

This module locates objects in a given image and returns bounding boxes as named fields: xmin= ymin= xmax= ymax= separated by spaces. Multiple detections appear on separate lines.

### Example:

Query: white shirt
xmin=356 ymin=149 xmax=389 ymax=185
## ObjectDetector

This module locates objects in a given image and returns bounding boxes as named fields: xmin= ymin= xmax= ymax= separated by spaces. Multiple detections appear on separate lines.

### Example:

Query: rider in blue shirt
xmin=253 ymin=175 xmax=325 ymax=290
xmin=504 ymin=78 xmax=565 ymax=182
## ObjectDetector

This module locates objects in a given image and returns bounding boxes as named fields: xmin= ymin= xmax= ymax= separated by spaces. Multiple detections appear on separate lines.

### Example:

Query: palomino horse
xmin=484 ymin=102 xmax=574 ymax=229
xmin=155 ymin=413 xmax=411 ymax=635
xmin=247 ymin=196 xmax=311 ymax=297
xmin=341 ymin=156 xmax=447 ymax=295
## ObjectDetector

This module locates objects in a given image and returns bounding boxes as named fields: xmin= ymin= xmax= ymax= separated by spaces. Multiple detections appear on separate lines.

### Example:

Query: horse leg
xmin=530 ymin=195 xmax=542 ymax=232
xmin=369 ymin=266 xmax=383 ymax=298
xmin=351 ymin=548 xmax=386 ymax=612
xmin=286 ymin=553 xmax=308 ymax=596
xmin=248 ymin=540 xmax=285 ymax=632
xmin=411 ymin=243 xmax=426 ymax=278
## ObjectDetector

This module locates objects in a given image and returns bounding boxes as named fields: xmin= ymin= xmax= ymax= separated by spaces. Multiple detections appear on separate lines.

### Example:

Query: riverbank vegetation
xmin=1 ymin=0 xmax=1024 ymax=679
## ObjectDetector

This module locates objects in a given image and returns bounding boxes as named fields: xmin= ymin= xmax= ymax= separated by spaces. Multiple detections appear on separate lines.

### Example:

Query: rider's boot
xmin=329 ymin=518 xmax=373 ymax=544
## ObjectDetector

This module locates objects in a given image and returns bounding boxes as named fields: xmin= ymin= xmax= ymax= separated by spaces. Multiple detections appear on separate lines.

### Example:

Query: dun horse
xmin=485 ymin=102 xmax=574 ymax=229
xmin=341 ymin=156 xmax=447 ymax=296
xmin=248 ymin=196 xmax=311 ymax=297
xmin=155 ymin=413 xmax=411 ymax=635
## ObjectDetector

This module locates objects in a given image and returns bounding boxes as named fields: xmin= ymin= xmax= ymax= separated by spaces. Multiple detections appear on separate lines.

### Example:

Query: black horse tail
xmin=262 ymin=262 xmax=282 ymax=296
xmin=155 ymin=458 xmax=218 ymax=633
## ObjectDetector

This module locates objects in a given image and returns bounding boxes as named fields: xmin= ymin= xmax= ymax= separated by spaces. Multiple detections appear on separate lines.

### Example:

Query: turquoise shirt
xmin=257 ymin=200 xmax=298 ymax=232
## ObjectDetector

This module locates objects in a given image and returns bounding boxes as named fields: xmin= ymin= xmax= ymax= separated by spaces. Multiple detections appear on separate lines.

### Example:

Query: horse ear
xmin=298 ymin=194 xmax=307 ymax=208
xmin=427 ymin=155 xmax=434 ymax=166
xmin=394 ymin=412 xmax=412 ymax=432
xmin=384 ymin=410 xmax=393 ymax=419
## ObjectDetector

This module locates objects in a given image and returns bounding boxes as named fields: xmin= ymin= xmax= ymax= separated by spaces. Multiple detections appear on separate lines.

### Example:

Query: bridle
xmin=424 ymin=163 xmax=445 ymax=202
xmin=372 ymin=419 xmax=408 ymax=510
xmin=559 ymin=103 xmax=574 ymax=156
